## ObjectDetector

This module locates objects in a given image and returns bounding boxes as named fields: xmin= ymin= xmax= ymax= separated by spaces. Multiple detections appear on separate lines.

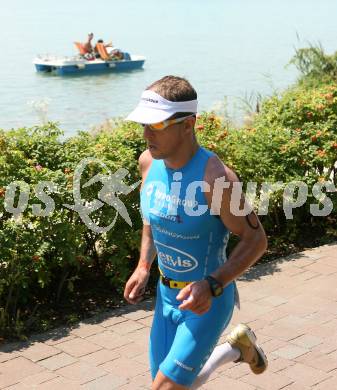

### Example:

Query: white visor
xmin=126 ymin=90 xmax=198 ymax=124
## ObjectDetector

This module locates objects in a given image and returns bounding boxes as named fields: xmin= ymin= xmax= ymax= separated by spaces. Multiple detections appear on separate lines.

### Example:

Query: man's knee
xmin=152 ymin=370 xmax=189 ymax=390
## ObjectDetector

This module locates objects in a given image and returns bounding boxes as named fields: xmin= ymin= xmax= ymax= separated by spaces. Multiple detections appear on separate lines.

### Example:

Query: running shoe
xmin=226 ymin=323 xmax=268 ymax=374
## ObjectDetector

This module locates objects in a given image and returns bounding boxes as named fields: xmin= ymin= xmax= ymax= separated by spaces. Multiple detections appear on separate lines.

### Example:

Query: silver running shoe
xmin=226 ymin=323 xmax=268 ymax=374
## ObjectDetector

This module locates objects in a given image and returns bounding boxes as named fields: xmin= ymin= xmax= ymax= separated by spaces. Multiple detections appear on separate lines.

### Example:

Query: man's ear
xmin=183 ymin=116 xmax=196 ymax=134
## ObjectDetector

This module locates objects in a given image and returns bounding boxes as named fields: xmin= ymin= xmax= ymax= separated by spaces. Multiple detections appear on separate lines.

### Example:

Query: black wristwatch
xmin=205 ymin=275 xmax=223 ymax=297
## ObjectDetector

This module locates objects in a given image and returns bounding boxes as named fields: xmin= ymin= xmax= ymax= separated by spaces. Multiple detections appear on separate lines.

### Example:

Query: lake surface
xmin=1 ymin=0 xmax=337 ymax=136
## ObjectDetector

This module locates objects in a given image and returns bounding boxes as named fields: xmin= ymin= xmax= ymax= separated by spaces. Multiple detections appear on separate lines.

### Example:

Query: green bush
xmin=0 ymin=122 xmax=146 ymax=338
xmin=289 ymin=45 xmax=337 ymax=86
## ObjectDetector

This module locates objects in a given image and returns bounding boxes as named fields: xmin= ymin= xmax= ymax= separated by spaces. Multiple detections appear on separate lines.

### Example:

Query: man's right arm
xmin=123 ymin=224 xmax=156 ymax=304
xmin=123 ymin=150 xmax=155 ymax=304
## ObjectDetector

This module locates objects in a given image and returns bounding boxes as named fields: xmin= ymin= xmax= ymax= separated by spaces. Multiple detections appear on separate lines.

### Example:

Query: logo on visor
xmin=141 ymin=98 xmax=158 ymax=103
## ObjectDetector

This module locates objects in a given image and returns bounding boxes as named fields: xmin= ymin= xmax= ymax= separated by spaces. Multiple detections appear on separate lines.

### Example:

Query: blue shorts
xmin=149 ymin=280 xmax=235 ymax=387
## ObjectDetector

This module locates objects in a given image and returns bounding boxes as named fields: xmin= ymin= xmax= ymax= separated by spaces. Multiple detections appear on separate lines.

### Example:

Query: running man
xmin=124 ymin=76 xmax=268 ymax=389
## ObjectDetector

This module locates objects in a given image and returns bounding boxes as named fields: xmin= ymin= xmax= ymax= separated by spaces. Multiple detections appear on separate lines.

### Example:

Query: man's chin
xmin=148 ymin=147 xmax=164 ymax=159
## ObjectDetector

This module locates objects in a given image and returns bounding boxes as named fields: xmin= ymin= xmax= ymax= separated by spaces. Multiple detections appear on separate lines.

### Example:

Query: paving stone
xmin=257 ymin=295 xmax=288 ymax=308
xmin=36 ymin=376 xmax=81 ymax=389
xmin=116 ymin=383 xmax=145 ymax=390
xmin=202 ymin=374 xmax=256 ymax=389
xmin=86 ymin=331 xmax=132 ymax=350
xmin=312 ymin=374 xmax=337 ymax=390
xmin=241 ymin=370 xmax=293 ymax=389
xmin=38 ymin=352 xmax=77 ymax=370
xmin=20 ymin=371 xmax=58 ymax=386
xmin=121 ymin=310 xmax=153 ymax=321
xmin=312 ymin=336 xmax=337 ymax=354
xmin=303 ymin=262 xmax=337 ymax=275
xmin=296 ymin=350 xmax=337 ymax=372
xmin=0 ymin=375 xmax=20 ymax=389
xmin=55 ymin=361 xmax=108 ymax=384
xmin=19 ymin=342 xmax=61 ymax=362
xmin=136 ymin=316 xmax=154 ymax=327
xmin=113 ymin=342 xmax=146 ymax=358
xmin=280 ymin=362 xmax=332 ymax=387
xmin=126 ymin=327 xmax=151 ymax=345
xmin=108 ymin=320 xmax=145 ymax=335
xmin=79 ymin=349 xmax=120 ymax=366
xmin=259 ymin=323 xmax=305 ymax=342
xmin=290 ymin=334 xmax=322 ymax=349
xmin=281 ymin=382 xmax=311 ymax=390
xmin=132 ymin=351 xmax=149 ymax=365
xmin=35 ymin=327 xmax=76 ymax=346
xmin=0 ymin=350 xmax=20 ymax=363
xmin=56 ymin=338 xmax=102 ymax=358
xmin=269 ymin=357 xmax=295 ymax=373
xmin=3 ymin=383 xmax=30 ymax=389
xmin=70 ymin=324 xmax=105 ymax=338
xmin=81 ymin=374 xmax=128 ymax=389
xmin=98 ymin=316 xmax=128 ymax=328
xmin=272 ymin=345 xmax=308 ymax=359
xmin=219 ymin=362 xmax=250 ymax=378
xmin=274 ymin=314 xmax=312 ymax=329
xmin=117 ymin=372 xmax=152 ymax=390
xmin=100 ymin=357 xmax=148 ymax=378
xmin=0 ymin=356 xmax=45 ymax=378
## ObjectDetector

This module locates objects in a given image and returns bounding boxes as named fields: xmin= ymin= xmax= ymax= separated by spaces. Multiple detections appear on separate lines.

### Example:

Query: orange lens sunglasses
xmin=141 ymin=115 xmax=194 ymax=131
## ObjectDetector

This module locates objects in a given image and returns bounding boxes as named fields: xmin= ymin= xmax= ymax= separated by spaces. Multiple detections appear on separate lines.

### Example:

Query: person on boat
xmin=124 ymin=75 xmax=268 ymax=389
xmin=83 ymin=32 xmax=94 ymax=54
xmin=94 ymin=39 xmax=113 ymax=58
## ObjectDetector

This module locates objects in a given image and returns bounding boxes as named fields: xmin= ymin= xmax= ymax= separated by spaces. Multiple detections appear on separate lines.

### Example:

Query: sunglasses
xmin=141 ymin=115 xmax=194 ymax=131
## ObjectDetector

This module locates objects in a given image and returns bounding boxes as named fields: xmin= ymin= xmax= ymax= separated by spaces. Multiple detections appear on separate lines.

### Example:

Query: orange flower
xmin=0 ymin=188 xmax=5 ymax=197
xmin=196 ymin=124 xmax=204 ymax=131
xmin=324 ymin=93 xmax=334 ymax=101
xmin=316 ymin=149 xmax=326 ymax=158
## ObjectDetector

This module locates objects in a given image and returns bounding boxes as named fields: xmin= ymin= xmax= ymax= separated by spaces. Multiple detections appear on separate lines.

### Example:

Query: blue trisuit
xmin=141 ymin=147 xmax=235 ymax=387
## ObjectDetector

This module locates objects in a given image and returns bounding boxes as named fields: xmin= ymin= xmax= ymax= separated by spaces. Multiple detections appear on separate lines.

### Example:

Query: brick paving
xmin=1 ymin=243 xmax=337 ymax=389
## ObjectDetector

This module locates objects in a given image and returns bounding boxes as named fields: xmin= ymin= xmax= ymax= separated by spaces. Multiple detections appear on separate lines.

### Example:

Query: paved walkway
xmin=1 ymin=244 xmax=337 ymax=390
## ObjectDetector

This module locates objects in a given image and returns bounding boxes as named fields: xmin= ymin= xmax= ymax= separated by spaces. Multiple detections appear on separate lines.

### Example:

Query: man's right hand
xmin=124 ymin=266 xmax=150 ymax=304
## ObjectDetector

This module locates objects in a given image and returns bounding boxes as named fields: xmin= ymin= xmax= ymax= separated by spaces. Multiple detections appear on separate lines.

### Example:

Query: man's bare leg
xmin=152 ymin=370 xmax=188 ymax=390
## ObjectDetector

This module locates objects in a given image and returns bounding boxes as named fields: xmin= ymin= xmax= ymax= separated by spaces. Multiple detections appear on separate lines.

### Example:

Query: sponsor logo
xmin=141 ymin=97 xmax=158 ymax=103
xmin=155 ymin=241 xmax=198 ymax=272
xmin=174 ymin=359 xmax=194 ymax=372
xmin=150 ymin=208 xmax=183 ymax=223
xmin=153 ymin=224 xmax=200 ymax=240
xmin=154 ymin=188 xmax=197 ymax=208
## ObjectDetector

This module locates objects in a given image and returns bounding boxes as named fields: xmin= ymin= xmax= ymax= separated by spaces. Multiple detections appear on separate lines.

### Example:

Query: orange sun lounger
xmin=74 ymin=42 xmax=88 ymax=56
xmin=95 ymin=43 xmax=112 ymax=61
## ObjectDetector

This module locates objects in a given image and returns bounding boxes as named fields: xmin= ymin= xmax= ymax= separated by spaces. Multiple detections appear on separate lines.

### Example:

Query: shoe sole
xmin=243 ymin=326 xmax=268 ymax=374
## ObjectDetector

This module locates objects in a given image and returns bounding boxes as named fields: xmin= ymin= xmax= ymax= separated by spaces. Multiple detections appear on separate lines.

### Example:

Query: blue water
xmin=1 ymin=0 xmax=336 ymax=136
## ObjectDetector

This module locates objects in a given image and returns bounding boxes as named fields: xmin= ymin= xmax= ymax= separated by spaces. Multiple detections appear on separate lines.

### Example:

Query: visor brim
xmin=126 ymin=106 xmax=174 ymax=124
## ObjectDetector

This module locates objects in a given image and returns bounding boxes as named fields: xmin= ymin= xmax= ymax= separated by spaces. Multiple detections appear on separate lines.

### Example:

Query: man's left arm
xmin=177 ymin=157 xmax=267 ymax=313
xmin=206 ymin=158 xmax=268 ymax=287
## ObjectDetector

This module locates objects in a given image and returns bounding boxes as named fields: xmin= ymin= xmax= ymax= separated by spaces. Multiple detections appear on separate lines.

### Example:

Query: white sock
xmin=192 ymin=342 xmax=241 ymax=389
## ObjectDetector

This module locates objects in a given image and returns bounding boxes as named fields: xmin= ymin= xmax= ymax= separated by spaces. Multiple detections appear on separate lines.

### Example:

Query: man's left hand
xmin=176 ymin=280 xmax=212 ymax=315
